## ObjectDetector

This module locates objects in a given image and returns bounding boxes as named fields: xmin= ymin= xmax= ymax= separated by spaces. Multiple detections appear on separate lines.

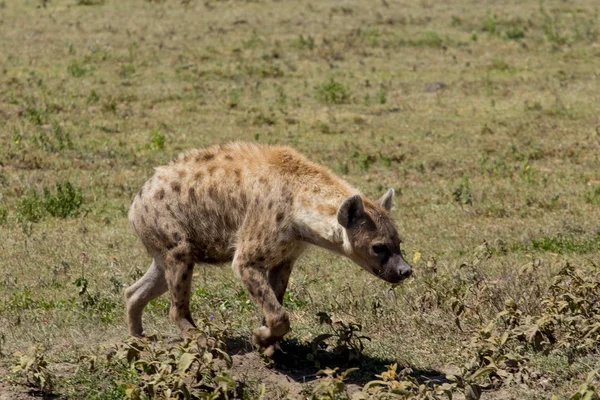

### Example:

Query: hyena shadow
xmin=225 ymin=336 xmax=449 ymax=386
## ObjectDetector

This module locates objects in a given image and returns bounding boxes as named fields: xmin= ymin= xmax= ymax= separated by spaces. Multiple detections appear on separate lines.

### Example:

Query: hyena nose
xmin=399 ymin=264 xmax=413 ymax=278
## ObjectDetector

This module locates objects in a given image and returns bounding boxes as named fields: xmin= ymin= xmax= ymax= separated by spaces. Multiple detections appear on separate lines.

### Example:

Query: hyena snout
xmin=382 ymin=254 xmax=413 ymax=284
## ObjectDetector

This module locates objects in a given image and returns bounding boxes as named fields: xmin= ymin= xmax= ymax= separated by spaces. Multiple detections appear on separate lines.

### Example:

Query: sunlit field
xmin=0 ymin=0 xmax=599 ymax=398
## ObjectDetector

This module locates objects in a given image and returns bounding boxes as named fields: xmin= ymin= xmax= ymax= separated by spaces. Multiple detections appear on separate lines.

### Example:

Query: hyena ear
xmin=377 ymin=188 xmax=395 ymax=211
xmin=337 ymin=194 xmax=365 ymax=228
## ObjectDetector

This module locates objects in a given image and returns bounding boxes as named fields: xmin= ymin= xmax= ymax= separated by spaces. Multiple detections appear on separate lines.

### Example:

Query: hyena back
xmin=126 ymin=142 xmax=412 ymax=355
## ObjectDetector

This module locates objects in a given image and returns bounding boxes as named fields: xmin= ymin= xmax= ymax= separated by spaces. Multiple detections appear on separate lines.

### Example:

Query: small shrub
xmin=504 ymin=27 xmax=525 ymax=40
xmin=149 ymin=128 xmax=165 ymax=150
xmin=87 ymin=89 xmax=100 ymax=104
xmin=17 ymin=182 xmax=84 ymax=222
xmin=119 ymin=63 xmax=136 ymax=79
xmin=103 ymin=96 xmax=118 ymax=113
xmin=414 ymin=31 xmax=444 ymax=48
xmin=452 ymin=176 xmax=473 ymax=205
xmin=555 ymin=370 xmax=600 ymax=400
xmin=0 ymin=206 xmax=7 ymax=225
xmin=316 ymin=79 xmax=350 ymax=105
xmin=17 ymin=191 xmax=45 ymax=223
xmin=67 ymin=61 xmax=86 ymax=77
xmin=44 ymin=182 xmax=84 ymax=218
xmin=310 ymin=312 xmax=371 ymax=363
xmin=104 ymin=325 xmax=240 ymax=399
xmin=292 ymin=34 xmax=315 ymax=50
xmin=22 ymin=106 xmax=48 ymax=126
xmin=375 ymin=87 xmax=386 ymax=104
xmin=228 ymin=89 xmax=241 ymax=109
xmin=355 ymin=152 xmax=375 ymax=172
xmin=585 ymin=185 xmax=600 ymax=205
xmin=12 ymin=346 xmax=54 ymax=394
xmin=34 ymin=122 xmax=73 ymax=152
xmin=483 ymin=14 xmax=497 ymax=35
xmin=310 ymin=368 xmax=356 ymax=400
xmin=359 ymin=364 xmax=454 ymax=399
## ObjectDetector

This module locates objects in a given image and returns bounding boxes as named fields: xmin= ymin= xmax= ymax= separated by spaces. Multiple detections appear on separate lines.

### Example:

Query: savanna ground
xmin=0 ymin=0 xmax=599 ymax=398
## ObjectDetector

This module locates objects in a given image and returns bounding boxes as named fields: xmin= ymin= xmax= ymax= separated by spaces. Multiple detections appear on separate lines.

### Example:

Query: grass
xmin=0 ymin=0 xmax=599 ymax=399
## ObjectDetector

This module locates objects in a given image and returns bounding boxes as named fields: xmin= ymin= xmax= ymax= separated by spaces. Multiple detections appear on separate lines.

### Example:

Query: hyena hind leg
xmin=125 ymin=257 xmax=168 ymax=337
xmin=164 ymin=258 xmax=197 ymax=337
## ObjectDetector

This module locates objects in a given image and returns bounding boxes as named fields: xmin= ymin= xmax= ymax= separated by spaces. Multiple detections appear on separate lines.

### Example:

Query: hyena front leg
xmin=234 ymin=259 xmax=290 ymax=356
xmin=268 ymin=260 xmax=295 ymax=305
xmin=260 ymin=260 xmax=295 ymax=328
xmin=164 ymin=252 xmax=197 ymax=337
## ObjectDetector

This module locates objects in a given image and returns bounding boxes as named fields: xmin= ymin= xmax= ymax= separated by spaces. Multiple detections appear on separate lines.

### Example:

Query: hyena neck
xmin=292 ymin=198 xmax=350 ymax=256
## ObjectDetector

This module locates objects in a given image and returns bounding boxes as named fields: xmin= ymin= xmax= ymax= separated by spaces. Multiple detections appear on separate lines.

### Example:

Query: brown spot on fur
xmin=225 ymin=155 xmax=233 ymax=160
xmin=156 ymin=188 xmax=165 ymax=200
xmin=177 ymin=170 xmax=187 ymax=178
xmin=208 ymin=185 xmax=217 ymax=199
xmin=188 ymin=187 xmax=197 ymax=203
xmin=207 ymin=165 xmax=216 ymax=175
xmin=194 ymin=171 xmax=203 ymax=180
xmin=276 ymin=212 xmax=284 ymax=222
xmin=316 ymin=203 xmax=337 ymax=215
xmin=174 ymin=251 xmax=186 ymax=261
xmin=171 ymin=182 xmax=181 ymax=193
xmin=144 ymin=205 xmax=149 ymax=212
xmin=182 ymin=273 xmax=188 ymax=281
xmin=203 ymin=153 xmax=215 ymax=161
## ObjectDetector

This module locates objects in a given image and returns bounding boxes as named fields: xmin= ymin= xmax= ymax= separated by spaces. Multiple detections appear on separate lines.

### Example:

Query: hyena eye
xmin=371 ymin=244 xmax=388 ymax=255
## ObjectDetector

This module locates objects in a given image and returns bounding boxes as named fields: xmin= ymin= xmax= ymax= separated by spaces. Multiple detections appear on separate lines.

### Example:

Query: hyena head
xmin=337 ymin=189 xmax=412 ymax=284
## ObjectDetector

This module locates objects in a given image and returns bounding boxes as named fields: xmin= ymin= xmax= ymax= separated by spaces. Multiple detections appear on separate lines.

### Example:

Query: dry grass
xmin=0 ymin=0 xmax=599 ymax=398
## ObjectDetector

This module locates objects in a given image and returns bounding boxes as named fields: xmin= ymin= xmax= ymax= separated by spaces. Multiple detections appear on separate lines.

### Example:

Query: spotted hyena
xmin=126 ymin=142 xmax=412 ymax=355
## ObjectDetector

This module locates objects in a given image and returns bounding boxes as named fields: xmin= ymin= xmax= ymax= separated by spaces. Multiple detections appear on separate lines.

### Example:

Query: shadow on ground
xmin=225 ymin=336 xmax=448 ymax=387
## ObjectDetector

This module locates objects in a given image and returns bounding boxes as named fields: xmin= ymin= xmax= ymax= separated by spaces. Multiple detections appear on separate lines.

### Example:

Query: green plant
xmin=17 ymin=182 xmax=83 ymax=222
xmin=359 ymin=363 xmax=454 ymax=399
xmin=44 ymin=182 xmax=84 ymax=218
xmin=452 ymin=176 xmax=472 ymax=205
xmin=12 ymin=346 xmax=54 ymax=394
xmin=540 ymin=4 xmax=568 ymax=46
xmin=149 ymin=128 xmax=165 ymax=150
xmin=228 ymin=89 xmax=241 ymax=108
xmin=376 ymin=87 xmax=386 ymax=104
xmin=355 ymin=152 xmax=375 ymax=172
xmin=483 ymin=14 xmax=497 ymax=35
xmin=34 ymin=122 xmax=73 ymax=152
xmin=17 ymin=191 xmax=45 ymax=223
xmin=119 ymin=63 xmax=136 ymax=79
xmin=503 ymin=27 xmax=525 ymax=40
xmin=292 ymin=34 xmax=315 ymax=50
xmin=67 ymin=61 xmax=87 ymax=77
xmin=87 ymin=89 xmax=100 ymax=104
xmin=553 ymin=370 xmax=600 ymax=400
xmin=310 ymin=367 xmax=357 ymax=400
xmin=105 ymin=324 xmax=239 ymax=399
xmin=0 ymin=206 xmax=7 ymax=225
xmin=585 ymin=185 xmax=600 ymax=205
xmin=311 ymin=312 xmax=371 ymax=363
xmin=414 ymin=31 xmax=444 ymax=48
xmin=316 ymin=79 xmax=350 ymax=105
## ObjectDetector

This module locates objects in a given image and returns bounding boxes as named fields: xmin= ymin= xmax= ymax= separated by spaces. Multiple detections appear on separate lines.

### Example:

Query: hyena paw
xmin=252 ymin=326 xmax=280 ymax=354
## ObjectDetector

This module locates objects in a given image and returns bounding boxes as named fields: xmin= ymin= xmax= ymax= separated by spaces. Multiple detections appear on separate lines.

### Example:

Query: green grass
xmin=0 ymin=0 xmax=599 ymax=399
